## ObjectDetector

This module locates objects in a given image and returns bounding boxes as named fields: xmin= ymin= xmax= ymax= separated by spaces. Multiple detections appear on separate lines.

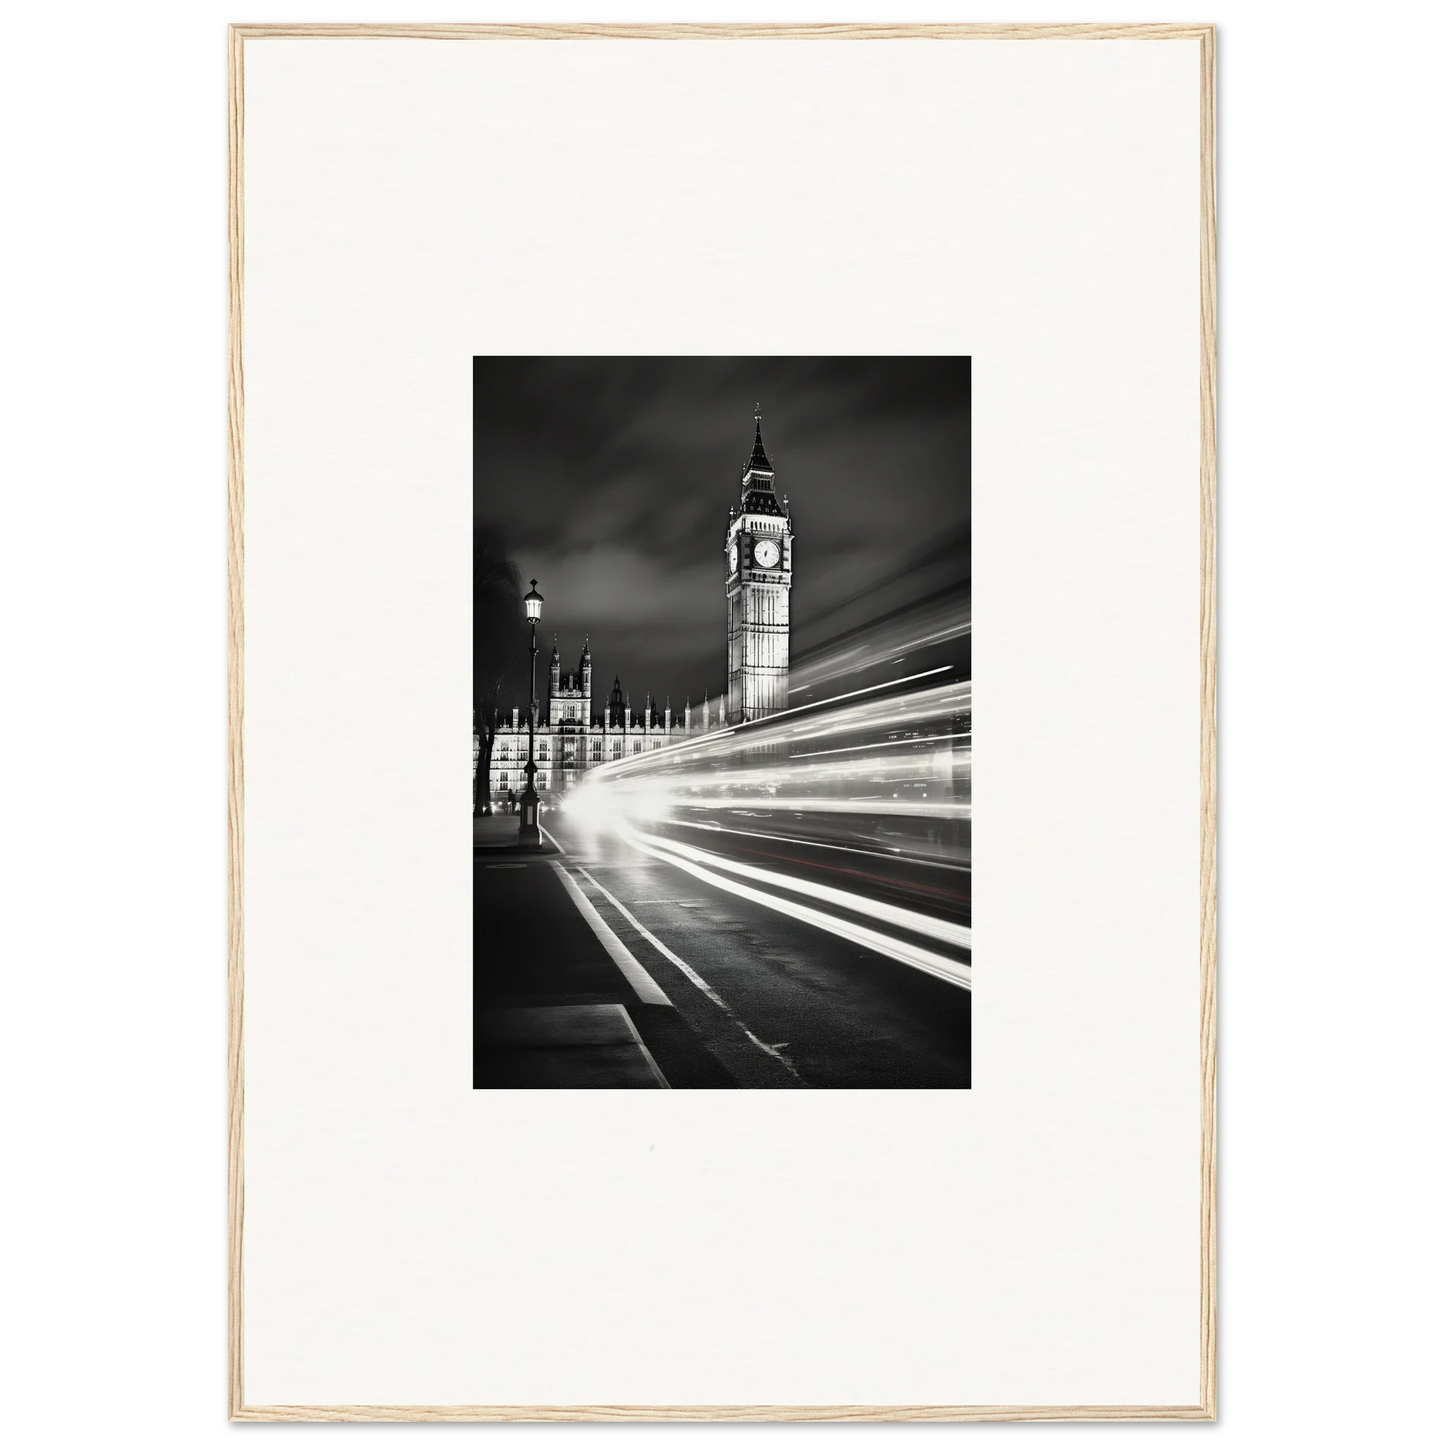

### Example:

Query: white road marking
xmin=574 ymin=867 xmax=803 ymax=1081
xmin=618 ymin=825 xmax=972 ymax=993
xmin=540 ymin=825 xmax=566 ymax=854
xmin=550 ymin=862 xmax=673 ymax=1008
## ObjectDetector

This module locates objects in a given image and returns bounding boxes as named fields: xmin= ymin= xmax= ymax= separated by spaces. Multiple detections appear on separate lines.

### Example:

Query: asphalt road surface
xmin=475 ymin=810 xmax=970 ymax=1088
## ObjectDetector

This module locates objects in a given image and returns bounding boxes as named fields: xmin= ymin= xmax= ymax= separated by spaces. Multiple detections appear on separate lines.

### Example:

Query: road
xmin=474 ymin=810 xmax=970 ymax=1089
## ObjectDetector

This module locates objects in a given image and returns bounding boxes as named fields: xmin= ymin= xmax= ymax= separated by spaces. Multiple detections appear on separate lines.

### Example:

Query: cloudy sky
xmin=474 ymin=357 xmax=969 ymax=713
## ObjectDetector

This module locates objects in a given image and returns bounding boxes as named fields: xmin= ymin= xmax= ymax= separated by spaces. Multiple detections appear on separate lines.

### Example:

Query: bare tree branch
xmin=473 ymin=524 xmax=526 ymax=816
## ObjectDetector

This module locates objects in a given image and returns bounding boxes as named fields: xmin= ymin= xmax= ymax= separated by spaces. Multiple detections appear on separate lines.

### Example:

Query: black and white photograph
xmin=218 ymin=27 xmax=1217 ymax=1415
xmin=473 ymin=358 xmax=971 ymax=1088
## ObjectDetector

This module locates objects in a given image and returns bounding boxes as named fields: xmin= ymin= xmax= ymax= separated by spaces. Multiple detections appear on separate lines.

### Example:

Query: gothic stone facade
xmin=483 ymin=640 xmax=701 ymax=802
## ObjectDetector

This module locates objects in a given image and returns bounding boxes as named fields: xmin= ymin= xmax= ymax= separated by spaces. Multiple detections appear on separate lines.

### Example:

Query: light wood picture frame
xmin=229 ymin=22 xmax=1216 ymax=1421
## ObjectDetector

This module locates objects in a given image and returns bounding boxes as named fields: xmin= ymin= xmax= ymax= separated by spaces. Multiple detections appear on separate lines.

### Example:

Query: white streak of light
xmin=758 ymin=665 xmax=953 ymax=725
xmin=792 ymin=731 xmax=972 ymax=761
xmin=677 ymin=798 xmax=972 ymax=819
xmin=633 ymin=828 xmax=972 ymax=952
xmin=582 ymin=728 xmax=739 ymax=785
xmin=669 ymin=818 xmax=972 ymax=873
xmin=618 ymin=825 xmax=972 ymax=992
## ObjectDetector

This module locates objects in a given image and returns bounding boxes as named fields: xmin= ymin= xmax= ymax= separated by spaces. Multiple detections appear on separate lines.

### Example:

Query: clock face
xmin=729 ymin=541 xmax=738 ymax=572
xmin=753 ymin=538 xmax=781 ymax=569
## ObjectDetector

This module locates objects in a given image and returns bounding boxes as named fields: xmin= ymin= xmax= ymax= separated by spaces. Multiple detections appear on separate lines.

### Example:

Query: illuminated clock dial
xmin=729 ymin=541 xmax=739 ymax=572
xmin=753 ymin=538 xmax=781 ymax=568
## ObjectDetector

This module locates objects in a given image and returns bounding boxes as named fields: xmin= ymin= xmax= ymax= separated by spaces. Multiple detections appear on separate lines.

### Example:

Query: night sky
xmin=474 ymin=357 xmax=970 ymax=715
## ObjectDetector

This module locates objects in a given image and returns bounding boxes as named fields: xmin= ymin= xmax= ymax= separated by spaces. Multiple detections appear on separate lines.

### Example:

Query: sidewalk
xmin=473 ymin=811 xmax=558 ymax=856
xmin=475 ymin=1003 xmax=667 ymax=1088
xmin=473 ymin=848 xmax=734 ymax=1089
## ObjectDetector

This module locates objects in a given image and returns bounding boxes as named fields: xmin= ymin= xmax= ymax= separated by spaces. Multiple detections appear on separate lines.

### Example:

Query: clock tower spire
xmin=726 ymin=408 xmax=793 ymax=724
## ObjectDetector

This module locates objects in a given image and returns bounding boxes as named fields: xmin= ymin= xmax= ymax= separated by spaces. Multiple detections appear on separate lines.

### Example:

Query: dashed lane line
xmin=619 ymin=825 xmax=972 ymax=993
xmin=573 ymin=867 xmax=803 ymax=1082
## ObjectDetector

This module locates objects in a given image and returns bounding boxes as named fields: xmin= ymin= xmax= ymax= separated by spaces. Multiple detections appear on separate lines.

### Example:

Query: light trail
xmin=589 ymin=667 xmax=957 ymax=784
xmin=664 ymin=797 xmax=971 ymax=819
xmin=791 ymin=730 xmax=972 ymax=761
xmin=753 ymin=664 xmax=953 ymax=725
xmin=617 ymin=823 xmax=971 ymax=991
xmin=789 ymin=591 xmax=971 ymax=694
xmin=563 ymin=678 xmax=972 ymax=867
xmin=559 ymin=615 xmax=973 ymax=948
xmin=557 ymin=606 xmax=976 ymax=901
xmin=577 ymin=684 xmax=971 ymax=783
xmin=627 ymin=827 xmax=972 ymax=952
xmin=661 ymin=829 xmax=970 ymax=901
xmin=667 ymin=818 xmax=972 ymax=873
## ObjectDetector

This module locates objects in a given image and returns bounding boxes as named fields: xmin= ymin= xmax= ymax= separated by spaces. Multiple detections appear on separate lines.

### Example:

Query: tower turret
xmin=726 ymin=408 xmax=793 ymax=724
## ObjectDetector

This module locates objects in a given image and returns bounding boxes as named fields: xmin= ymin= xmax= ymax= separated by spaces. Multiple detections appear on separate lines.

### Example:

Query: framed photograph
xmin=471 ymin=357 xmax=972 ymax=1092
xmin=230 ymin=23 xmax=1216 ymax=1421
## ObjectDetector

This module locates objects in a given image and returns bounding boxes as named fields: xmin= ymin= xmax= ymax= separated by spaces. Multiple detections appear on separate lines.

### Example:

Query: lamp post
xmin=519 ymin=580 xmax=544 ymax=849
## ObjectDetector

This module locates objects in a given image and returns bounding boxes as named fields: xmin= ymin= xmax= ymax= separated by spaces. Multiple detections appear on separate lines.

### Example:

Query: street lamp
xmin=519 ymin=579 xmax=544 ymax=849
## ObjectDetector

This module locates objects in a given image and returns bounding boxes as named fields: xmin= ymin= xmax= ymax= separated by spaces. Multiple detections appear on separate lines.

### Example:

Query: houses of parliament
xmin=476 ymin=410 xmax=795 ymax=804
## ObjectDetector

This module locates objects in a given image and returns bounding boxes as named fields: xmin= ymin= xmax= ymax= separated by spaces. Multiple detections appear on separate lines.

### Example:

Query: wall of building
xmin=483 ymin=717 xmax=689 ymax=798
xmin=474 ymin=652 xmax=716 ymax=800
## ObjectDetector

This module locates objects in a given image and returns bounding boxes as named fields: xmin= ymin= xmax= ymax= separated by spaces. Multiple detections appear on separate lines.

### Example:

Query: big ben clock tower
xmin=726 ymin=409 xmax=794 ymax=724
